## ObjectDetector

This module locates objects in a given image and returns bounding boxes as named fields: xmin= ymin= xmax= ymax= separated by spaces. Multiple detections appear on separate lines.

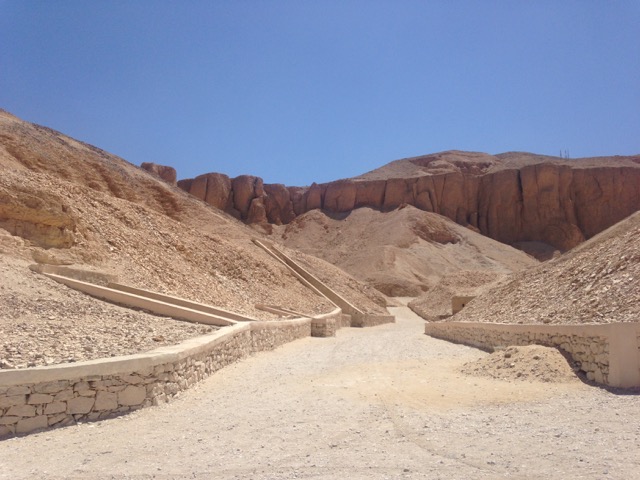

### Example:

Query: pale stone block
xmin=54 ymin=389 xmax=75 ymax=402
xmin=77 ymin=390 xmax=96 ymax=397
xmin=34 ymin=380 xmax=69 ymax=394
xmin=135 ymin=366 xmax=154 ymax=376
xmin=94 ymin=391 xmax=118 ymax=411
xmin=0 ymin=395 xmax=26 ymax=408
xmin=0 ymin=387 xmax=7 ymax=395
xmin=120 ymin=375 xmax=143 ymax=385
xmin=28 ymin=393 xmax=54 ymax=405
xmin=48 ymin=413 xmax=69 ymax=426
xmin=6 ymin=404 xmax=36 ymax=417
xmin=594 ymin=369 xmax=604 ymax=384
xmin=7 ymin=386 xmax=31 ymax=396
xmin=44 ymin=402 xmax=67 ymax=415
xmin=118 ymin=385 xmax=146 ymax=406
xmin=74 ymin=381 xmax=90 ymax=392
xmin=0 ymin=416 xmax=20 ymax=425
xmin=16 ymin=415 xmax=48 ymax=434
xmin=67 ymin=396 xmax=94 ymax=414
xmin=0 ymin=425 xmax=12 ymax=436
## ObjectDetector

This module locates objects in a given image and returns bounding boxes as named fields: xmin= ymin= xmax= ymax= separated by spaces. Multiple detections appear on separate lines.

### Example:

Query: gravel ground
xmin=0 ymin=256 xmax=217 ymax=369
xmin=1 ymin=306 xmax=639 ymax=479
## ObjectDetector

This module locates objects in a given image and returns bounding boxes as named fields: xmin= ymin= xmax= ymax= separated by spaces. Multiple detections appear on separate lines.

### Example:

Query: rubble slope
xmin=452 ymin=211 xmax=640 ymax=325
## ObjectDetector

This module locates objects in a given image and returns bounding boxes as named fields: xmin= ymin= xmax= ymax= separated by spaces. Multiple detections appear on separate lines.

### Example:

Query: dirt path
xmin=1 ymin=307 xmax=639 ymax=479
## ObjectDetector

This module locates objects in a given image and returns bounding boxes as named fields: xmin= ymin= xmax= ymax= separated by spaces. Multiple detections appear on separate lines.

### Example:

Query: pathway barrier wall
xmin=424 ymin=321 xmax=640 ymax=388
xmin=0 ymin=319 xmax=313 ymax=439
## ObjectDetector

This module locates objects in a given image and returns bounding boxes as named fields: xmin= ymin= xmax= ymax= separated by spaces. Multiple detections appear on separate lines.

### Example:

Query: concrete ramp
xmin=253 ymin=239 xmax=363 ymax=316
xmin=44 ymin=274 xmax=236 ymax=327
xmin=109 ymin=283 xmax=257 ymax=322
xmin=255 ymin=304 xmax=307 ymax=318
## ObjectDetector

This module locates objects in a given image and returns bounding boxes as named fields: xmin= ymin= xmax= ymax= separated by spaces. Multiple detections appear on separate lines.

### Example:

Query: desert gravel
xmin=1 ymin=306 xmax=638 ymax=479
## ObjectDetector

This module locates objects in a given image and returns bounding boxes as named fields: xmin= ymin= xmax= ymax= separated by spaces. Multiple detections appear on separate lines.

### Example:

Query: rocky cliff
xmin=178 ymin=151 xmax=640 ymax=250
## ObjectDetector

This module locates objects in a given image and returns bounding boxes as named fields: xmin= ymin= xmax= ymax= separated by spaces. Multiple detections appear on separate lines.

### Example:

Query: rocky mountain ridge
xmin=178 ymin=151 xmax=640 ymax=250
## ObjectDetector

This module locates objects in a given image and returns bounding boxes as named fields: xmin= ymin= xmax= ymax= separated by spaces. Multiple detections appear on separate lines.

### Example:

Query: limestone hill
xmin=276 ymin=206 xmax=536 ymax=296
xmin=0 ymin=109 xmax=386 ymax=368
xmin=451 ymin=211 xmax=640 ymax=325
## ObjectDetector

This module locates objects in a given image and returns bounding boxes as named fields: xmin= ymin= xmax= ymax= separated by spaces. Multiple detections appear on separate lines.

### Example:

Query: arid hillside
xmin=276 ymin=205 xmax=536 ymax=296
xmin=450 ymin=211 xmax=640 ymax=325
xmin=179 ymin=150 xmax=640 ymax=251
xmin=0 ymin=109 xmax=387 ymax=368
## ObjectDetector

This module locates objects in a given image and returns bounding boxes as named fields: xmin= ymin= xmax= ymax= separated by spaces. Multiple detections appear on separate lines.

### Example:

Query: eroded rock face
xmin=140 ymin=162 xmax=177 ymax=186
xmin=178 ymin=153 xmax=640 ymax=250
xmin=0 ymin=188 xmax=77 ymax=249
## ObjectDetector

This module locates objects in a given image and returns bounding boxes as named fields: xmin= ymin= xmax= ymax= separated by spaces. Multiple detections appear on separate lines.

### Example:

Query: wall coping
xmin=429 ymin=321 xmax=616 ymax=336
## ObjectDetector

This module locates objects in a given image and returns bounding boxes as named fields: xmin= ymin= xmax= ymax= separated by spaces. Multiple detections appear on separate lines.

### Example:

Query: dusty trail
xmin=1 ymin=307 xmax=639 ymax=479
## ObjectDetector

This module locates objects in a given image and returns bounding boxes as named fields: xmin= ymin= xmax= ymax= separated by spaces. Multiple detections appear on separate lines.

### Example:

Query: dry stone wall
xmin=425 ymin=321 xmax=640 ymax=388
xmin=0 ymin=319 xmax=308 ymax=438
xmin=0 ymin=308 xmax=397 ymax=438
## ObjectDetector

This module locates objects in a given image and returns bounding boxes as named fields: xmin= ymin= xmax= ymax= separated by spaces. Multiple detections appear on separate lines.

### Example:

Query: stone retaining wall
xmin=0 ymin=318 xmax=312 ymax=438
xmin=424 ymin=321 xmax=640 ymax=389
xmin=310 ymin=308 xmax=345 ymax=338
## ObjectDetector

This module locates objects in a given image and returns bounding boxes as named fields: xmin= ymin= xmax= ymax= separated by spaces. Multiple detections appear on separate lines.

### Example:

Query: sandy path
xmin=1 ymin=307 xmax=639 ymax=479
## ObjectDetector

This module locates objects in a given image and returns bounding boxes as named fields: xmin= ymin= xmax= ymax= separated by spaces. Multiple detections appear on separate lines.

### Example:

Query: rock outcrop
xmin=140 ymin=162 xmax=177 ymax=186
xmin=178 ymin=151 xmax=640 ymax=250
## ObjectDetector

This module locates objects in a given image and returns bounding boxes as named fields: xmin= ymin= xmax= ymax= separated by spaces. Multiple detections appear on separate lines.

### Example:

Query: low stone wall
xmin=425 ymin=321 xmax=640 ymax=388
xmin=339 ymin=314 xmax=353 ymax=329
xmin=0 ymin=319 xmax=311 ymax=438
xmin=351 ymin=313 xmax=396 ymax=328
xmin=251 ymin=319 xmax=312 ymax=350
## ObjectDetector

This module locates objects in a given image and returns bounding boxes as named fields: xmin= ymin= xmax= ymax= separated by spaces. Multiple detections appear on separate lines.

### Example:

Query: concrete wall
xmin=0 ymin=319 xmax=312 ymax=438
xmin=452 ymin=296 xmax=476 ymax=314
xmin=424 ymin=321 xmax=640 ymax=388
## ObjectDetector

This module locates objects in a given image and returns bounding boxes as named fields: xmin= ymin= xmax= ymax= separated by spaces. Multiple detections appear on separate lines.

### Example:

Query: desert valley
xmin=1 ymin=108 xmax=639 ymax=479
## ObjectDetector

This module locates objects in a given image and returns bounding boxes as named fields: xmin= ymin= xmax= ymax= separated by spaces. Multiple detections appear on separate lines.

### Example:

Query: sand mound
xmin=453 ymin=211 xmax=640 ymax=325
xmin=278 ymin=206 xmax=536 ymax=296
xmin=461 ymin=345 xmax=580 ymax=383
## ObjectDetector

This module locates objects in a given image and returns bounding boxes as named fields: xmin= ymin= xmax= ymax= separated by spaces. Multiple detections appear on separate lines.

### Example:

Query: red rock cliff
xmin=178 ymin=151 xmax=640 ymax=250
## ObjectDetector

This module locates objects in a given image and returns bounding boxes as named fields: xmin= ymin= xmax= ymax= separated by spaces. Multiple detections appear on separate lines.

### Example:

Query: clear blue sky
xmin=1 ymin=1 xmax=638 ymax=185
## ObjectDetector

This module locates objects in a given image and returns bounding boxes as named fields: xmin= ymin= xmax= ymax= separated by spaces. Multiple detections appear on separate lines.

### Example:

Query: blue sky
xmin=1 ymin=1 xmax=638 ymax=185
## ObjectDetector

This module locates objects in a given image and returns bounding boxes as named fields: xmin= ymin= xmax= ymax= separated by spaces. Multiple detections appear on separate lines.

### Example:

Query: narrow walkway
xmin=1 ymin=308 xmax=639 ymax=479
